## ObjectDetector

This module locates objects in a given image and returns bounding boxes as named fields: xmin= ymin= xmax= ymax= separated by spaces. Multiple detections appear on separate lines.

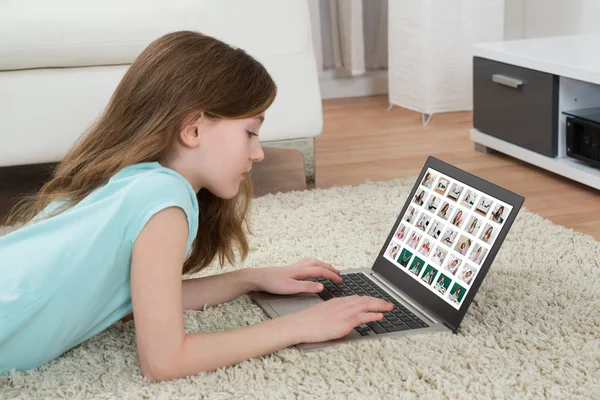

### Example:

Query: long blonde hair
xmin=6 ymin=31 xmax=277 ymax=275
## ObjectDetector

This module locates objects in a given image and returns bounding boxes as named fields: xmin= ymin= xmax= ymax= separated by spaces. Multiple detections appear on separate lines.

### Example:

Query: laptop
xmin=249 ymin=156 xmax=525 ymax=350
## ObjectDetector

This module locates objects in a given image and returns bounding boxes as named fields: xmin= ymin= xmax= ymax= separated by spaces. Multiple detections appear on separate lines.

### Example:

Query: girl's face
xmin=173 ymin=113 xmax=265 ymax=198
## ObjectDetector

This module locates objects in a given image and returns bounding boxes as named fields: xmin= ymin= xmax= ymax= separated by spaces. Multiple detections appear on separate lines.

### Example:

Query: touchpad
xmin=268 ymin=296 xmax=323 ymax=316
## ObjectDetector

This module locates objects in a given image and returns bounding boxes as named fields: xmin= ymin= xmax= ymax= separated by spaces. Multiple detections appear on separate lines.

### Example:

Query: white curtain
xmin=308 ymin=0 xmax=388 ymax=76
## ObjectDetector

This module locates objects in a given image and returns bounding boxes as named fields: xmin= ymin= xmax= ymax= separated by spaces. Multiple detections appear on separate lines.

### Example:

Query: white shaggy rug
xmin=1 ymin=178 xmax=599 ymax=399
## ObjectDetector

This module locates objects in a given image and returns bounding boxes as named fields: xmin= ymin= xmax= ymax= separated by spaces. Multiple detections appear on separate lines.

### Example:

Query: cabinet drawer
xmin=473 ymin=57 xmax=559 ymax=157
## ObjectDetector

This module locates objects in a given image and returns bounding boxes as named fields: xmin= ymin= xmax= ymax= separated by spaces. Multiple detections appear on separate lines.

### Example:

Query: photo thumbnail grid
xmin=385 ymin=168 xmax=512 ymax=309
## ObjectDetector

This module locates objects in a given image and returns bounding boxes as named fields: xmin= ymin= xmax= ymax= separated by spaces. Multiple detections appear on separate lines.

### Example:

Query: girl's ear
xmin=180 ymin=111 xmax=204 ymax=147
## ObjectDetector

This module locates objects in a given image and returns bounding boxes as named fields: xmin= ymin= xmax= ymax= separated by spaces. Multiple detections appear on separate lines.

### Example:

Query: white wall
xmin=505 ymin=0 xmax=600 ymax=40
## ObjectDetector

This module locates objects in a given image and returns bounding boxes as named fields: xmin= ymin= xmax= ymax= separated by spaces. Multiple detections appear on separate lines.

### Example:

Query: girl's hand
xmin=254 ymin=258 xmax=343 ymax=295
xmin=287 ymin=295 xmax=394 ymax=343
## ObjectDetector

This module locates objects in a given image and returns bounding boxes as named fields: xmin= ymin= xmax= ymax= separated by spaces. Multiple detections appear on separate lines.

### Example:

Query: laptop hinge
xmin=445 ymin=322 xmax=459 ymax=334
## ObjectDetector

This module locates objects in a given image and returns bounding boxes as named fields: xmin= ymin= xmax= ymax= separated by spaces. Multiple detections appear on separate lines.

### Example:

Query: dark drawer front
xmin=473 ymin=57 xmax=559 ymax=157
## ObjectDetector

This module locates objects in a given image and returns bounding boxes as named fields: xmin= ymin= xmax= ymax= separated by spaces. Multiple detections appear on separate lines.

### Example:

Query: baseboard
xmin=319 ymin=70 xmax=388 ymax=99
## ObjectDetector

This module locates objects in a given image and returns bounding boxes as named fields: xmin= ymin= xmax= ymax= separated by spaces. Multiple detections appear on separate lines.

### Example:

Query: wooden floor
xmin=252 ymin=96 xmax=600 ymax=241
xmin=1 ymin=95 xmax=599 ymax=241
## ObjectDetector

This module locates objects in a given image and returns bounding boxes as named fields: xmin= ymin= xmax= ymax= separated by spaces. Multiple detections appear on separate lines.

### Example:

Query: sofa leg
xmin=262 ymin=137 xmax=316 ymax=185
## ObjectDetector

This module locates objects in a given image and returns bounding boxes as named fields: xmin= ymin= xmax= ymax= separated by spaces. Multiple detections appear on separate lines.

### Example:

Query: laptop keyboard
xmin=307 ymin=273 xmax=429 ymax=336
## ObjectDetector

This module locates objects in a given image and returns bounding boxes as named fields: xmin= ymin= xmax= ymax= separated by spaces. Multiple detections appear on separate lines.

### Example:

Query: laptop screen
xmin=381 ymin=166 xmax=513 ymax=310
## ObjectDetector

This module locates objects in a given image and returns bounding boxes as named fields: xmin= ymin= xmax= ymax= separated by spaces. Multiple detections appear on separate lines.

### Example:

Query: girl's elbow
xmin=139 ymin=351 xmax=183 ymax=382
xmin=141 ymin=360 xmax=178 ymax=382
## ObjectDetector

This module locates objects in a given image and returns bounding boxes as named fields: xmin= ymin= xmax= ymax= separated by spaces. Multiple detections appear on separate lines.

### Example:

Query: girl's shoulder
xmin=110 ymin=162 xmax=199 ymax=247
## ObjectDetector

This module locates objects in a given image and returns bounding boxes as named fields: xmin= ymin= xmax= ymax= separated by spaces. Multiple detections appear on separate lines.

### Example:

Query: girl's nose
xmin=251 ymin=142 xmax=265 ymax=162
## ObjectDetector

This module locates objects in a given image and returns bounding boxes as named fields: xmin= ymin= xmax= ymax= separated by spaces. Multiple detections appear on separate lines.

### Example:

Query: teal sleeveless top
xmin=0 ymin=162 xmax=198 ymax=374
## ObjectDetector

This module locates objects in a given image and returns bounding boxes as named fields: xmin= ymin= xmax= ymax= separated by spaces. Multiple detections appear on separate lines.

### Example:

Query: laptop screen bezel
xmin=372 ymin=156 xmax=525 ymax=332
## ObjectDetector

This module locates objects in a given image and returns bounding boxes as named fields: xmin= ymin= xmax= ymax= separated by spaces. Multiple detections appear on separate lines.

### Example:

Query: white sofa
xmin=0 ymin=0 xmax=323 ymax=183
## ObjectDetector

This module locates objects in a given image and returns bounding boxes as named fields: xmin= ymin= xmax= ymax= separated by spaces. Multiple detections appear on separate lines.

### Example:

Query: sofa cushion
xmin=0 ymin=0 xmax=311 ymax=71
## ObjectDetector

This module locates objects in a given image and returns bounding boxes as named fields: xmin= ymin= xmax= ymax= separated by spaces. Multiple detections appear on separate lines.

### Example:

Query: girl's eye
xmin=247 ymin=130 xmax=258 ymax=138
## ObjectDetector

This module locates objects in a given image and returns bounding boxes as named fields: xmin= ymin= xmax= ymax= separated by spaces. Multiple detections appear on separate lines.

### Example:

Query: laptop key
xmin=317 ymin=290 xmax=334 ymax=301
xmin=366 ymin=322 xmax=387 ymax=334
xmin=386 ymin=324 xmax=410 ymax=332
xmin=354 ymin=327 xmax=371 ymax=336
xmin=405 ymin=320 xmax=422 ymax=329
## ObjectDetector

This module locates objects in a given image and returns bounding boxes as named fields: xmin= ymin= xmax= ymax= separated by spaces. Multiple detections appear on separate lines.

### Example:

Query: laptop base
xmin=248 ymin=268 xmax=451 ymax=351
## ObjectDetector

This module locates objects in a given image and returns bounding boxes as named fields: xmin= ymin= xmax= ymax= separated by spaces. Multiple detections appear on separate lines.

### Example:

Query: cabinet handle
xmin=492 ymin=74 xmax=524 ymax=88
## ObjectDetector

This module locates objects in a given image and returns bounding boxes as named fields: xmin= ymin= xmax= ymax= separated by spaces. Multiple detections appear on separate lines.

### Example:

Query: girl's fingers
xmin=355 ymin=312 xmax=386 ymax=326
xmin=299 ymin=258 xmax=340 ymax=274
xmin=294 ymin=266 xmax=343 ymax=282
xmin=346 ymin=296 xmax=394 ymax=312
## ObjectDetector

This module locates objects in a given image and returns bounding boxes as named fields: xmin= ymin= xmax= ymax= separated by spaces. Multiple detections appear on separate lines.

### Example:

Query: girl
xmin=399 ymin=252 xmax=411 ymax=267
xmin=462 ymin=269 xmax=474 ymax=285
xmin=481 ymin=226 xmax=494 ymax=243
xmin=467 ymin=217 xmax=478 ymax=234
xmin=438 ymin=203 xmax=450 ymax=220
xmin=492 ymin=206 xmax=505 ymax=223
xmin=421 ymin=269 xmax=435 ymax=285
xmin=421 ymin=173 xmax=433 ymax=189
xmin=426 ymin=197 xmax=437 ymax=211
xmin=0 ymin=31 xmax=393 ymax=380
xmin=434 ymin=276 xmax=446 ymax=294
xmin=414 ymin=190 xmax=425 ymax=206
xmin=419 ymin=240 xmax=431 ymax=256
xmin=409 ymin=260 xmax=422 ymax=275
xmin=450 ymin=288 xmax=462 ymax=303
xmin=406 ymin=208 xmax=416 ymax=223
xmin=452 ymin=210 xmax=463 ymax=227
xmin=470 ymin=246 xmax=483 ymax=264
xmin=388 ymin=245 xmax=400 ymax=259
xmin=396 ymin=226 xmax=407 ymax=241
xmin=432 ymin=250 xmax=445 ymax=266
xmin=416 ymin=215 xmax=428 ymax=230
xmin=458 ymin=242 xmax=468 ymax=256
xmin=445 ymin=259 xmax=459 ymax=275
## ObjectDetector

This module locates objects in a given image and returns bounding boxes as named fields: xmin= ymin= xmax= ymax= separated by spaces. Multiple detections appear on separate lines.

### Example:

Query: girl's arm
xmin=121 ymin=270 xmax=259 ymax=323
xmin=130 ymin=207 xmax=300 ymax=382
xmin=181 ymin=269 xmax=258 ymax=310
xmin=131 ymin=206 xmax=393 ymax=382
